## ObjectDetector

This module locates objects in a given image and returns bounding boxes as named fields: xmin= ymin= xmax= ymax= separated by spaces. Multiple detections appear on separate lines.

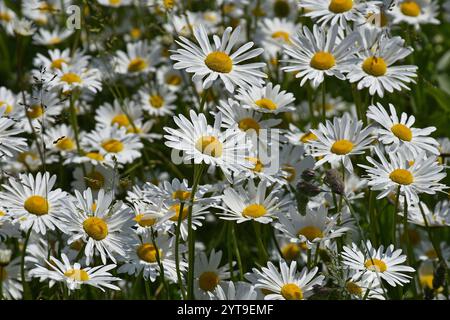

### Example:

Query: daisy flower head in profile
xmin=60 ymin=188 xmax=134 ymax=264
xmin=347 ymin=29 xmax=417 ymax=98
xmin=342 ymin=241 xmax=415 ymax=287
xmin=390 ymin=0 xmax=440 ymax=30
xmin=0 ymin=2 xmax=16 ymax=35
xmin=170 ymin=24 xmax=266 ymax=93
xmin=113 ymin=40 xmax=160 ymax=75
xmin=299 ymin=0 xmax=380 ymax=29
xmin=308 ymin=113 xmax=374 ymax=172
xmin=29 ymin=253 xmax=120 ymax=292
xmin=236 ymin=82 xmax=295 ymax=114
xmin=367 ymin=103 xmax=439 ymax=156
xmin=32 ymin=27 xmax=73 ymax=46
xmin=249 ymin=260 xmax=324 ymax=300
xmin=209 ymin=281 xmax=258 ymax=300
xmin=0 ymin=172 xmax=66 ymax=235
xmin=33 ymin=48 xmax=89 ymax=72
xmin=359 ymin=147 xmax=447 ymax=206
xmin=0 ymin=106 xmax=27 ymax=158
xmin=0 ymin=248 xmax=22 ymax=300
xmin=282 ymin=24 xmax=359 ymax=88
xmin=164 ymin=110 xmax=252 ymax=178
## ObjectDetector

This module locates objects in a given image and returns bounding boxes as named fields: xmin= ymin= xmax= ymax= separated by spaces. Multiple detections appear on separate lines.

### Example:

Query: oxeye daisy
xmin=12 ymin=18 xmax=36 ymax=36
xmin=299 ymin=0 xmax=379 ymax=29
xmin=390 ymin=0 xmax=440 ymax=29
xmin=44 ymin=124 xmax=77 ymax=155
xmin=139 ymin=86 xmax=177 ymax=117
xmin=51 ymin=64 xmax=102 ymax=94
xmin=164 ymin=110 xmax=252 ymax=178
xmin=95 ymin=99 xmax=142 ymax=130
xmin=60 ymin=188 xmax=134 ymax=264
xmin=342 ymin=270 xmax=385 ymax=300
xmin=170 ymin=24 xmax=266 ymax=93
xmin=219 ymin=179 xmax=289 ymax=224
xmin=156 ymin=65 xmax=184 ymax=92
xmin=194 ymin=249 xmax=231 ymax=300
xmin=209 ymin=281 xmax=258 ymax=300
xmin=0 ymin=250 xmax=22 ymax=300
xmin=341 ymin=241 xmax=415 ymax=287
xmin=118 ymin=232 xmax=184 ymax=282
xmin=279 ymin=144 xmax=315 ymax=185
xmin=0 ymin=172 xmax=66 ymax=235
xmin=127 ymin=199 xmax=171 ymax=235
xmin=71 ymin=163 xmax=117 ymax=195
xmin=97 ymin=0 xmax=133 ymax=7
xmin=0 ymin=86 xmax=17 ymax=116
xmin=32 ymin=27 xmax=73 ymax=46
xmin=0 ymin=107 xmax=27 ymax=158
xmin=282 ymin=24 xmax=359 ymax=88
xmin=113 ymin=40 xmax=160 ymax=75
xmin=23 ymin=0 xmax=68 ymax=25
xmin=0 ymin=208 xmax=19 ymax=240
xmin=407 ymin=201 xmax=450 ymax=227
xmin=34 ymin=49 xmax=89 ymax=72
xmin=257 ymin=18 xmax=298 ymax=58
xmin=347 ymin=30 xmax=417 ymax=98
xmin=367 ymin=103 xmax=439 ymax=156
xmin=29 ymin=253 xmax=120 ymax=292
xmin=143 ymin=178 xmax=210 ymax=205
xmin=0 ymin=2 xmax=16 ymax=35
xmin=359 ymin=148 xmax=447 ymax=205
xmin=236 ymin=82 xmax=295 ymax=114
xmin=249 ymin=260 xmax=324 ymax=300
xmin=308 ymin=113 xmax=374 ymax=172
xmin=285 ymin=124 xmax=319 ymax=147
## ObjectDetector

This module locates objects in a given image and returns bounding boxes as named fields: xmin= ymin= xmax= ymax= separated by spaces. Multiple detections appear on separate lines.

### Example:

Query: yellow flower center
xmin=331 ymin=139 xmax=354 ymax=155
xmin=310 ymin=52 xmax=336 ymax=70
xmin=425 ymin=249 xmax=437 ymax=260
xmin=198 ymin=271 xmax=220 ymax=291
xmin=24 ymin=195 xmax=49 ymax=216
xmin=391 ymin=123 xmax=412 ymax=141
xmin=273 ymin=0 xmax=290 ymax=18
xmin=281 ymin=283 xmax=303 ymax=300
xmin=149 ymin=95 xmax=164 ymax=108
xmin=85 ymin=170 xmax=105 ymax=190
xmin=27 ymin=105 xmax=44 ymax=119
xmin=39 ymin=2 xmax=56 ymax=13
xmin=51 ymin=58 xmax=67 ymax=70
xmin=242 ymin=204 xmax=267 ymax=218
xmin=362 ymin=56 xmax=387 ymax=77
xmin=165 ymin=74 xmax=182 ymax=86
xmin=61 ymin=72 xmax=81 ymax=84
xmin=137 ymin=243 xmax=161 ymax=263
xmin=298 ymin=226 xmax=323 ymax=242
xmin=64 ymin=269 xmax=90 ymax=281
xmin=364 ymin=258 xmax=387 ymax=272
xmin=56 ymin=137 xmax=75 ymax=151
xmin=204 ymin=51 xmax=233 ymax=73
xmin=163 ymin=0 xmax=175 ymax=9
xmin=389 ymin=169 xmax=414 ymax=185
xmin=109 ymin=0 xmax=121 ymax=5
xmin=134 ymin=214 xmax=156 ymax=227
xmin=0 ymin=12 xmax=12 ymax=22
xmin=272 ymin=31 xmax=291 ymax=43
xmin=195 ymin=136 xmax=223 ymax=157
xmin=238 ymin=118 xmax=261 ymax=132
xmin=111 ymin=114 xmax=130 ymax=128
xmin=169 ymin=204 xmax=189 ymax=222
xmin=329 ymin=0 xmax=353 ymax=13
xmin=130 ymin=28 xmax=141 ymax=39
xmin=0 ymin=210 xmax=5 ymax=217
xmin=255 ymin=98 xmax=277 ymax=110
xmin=69 ymin=239 xmax=84 ymax=251
xmin=419 ymin=274 xmax=435 ymax=289
xmin=101 ymin=139 xmax=124 ymax=153
xmin=300 ymin=131 xmax=318 ymax=143
xmin=49 ymin=37 xmax=61 ymax=45
xmin=85 ymin=152 xmax=104 ymax=161
xmin=281 ymin=243 xmax=301 ymax=261
xmin=18 ymin=152 xmax=38 ymax=164
xmin=83 ymin=217 xmax=108 ymax=240
xmin=0 ymin=101 xmax=13 ymax=114
xmin=172 ymin=190 xmax=191 ymax=201
xmin=346 ymin=281 xmax=362 ymax=296
xmin=400 ymin=1 xmax=421 ymax=17
xmin=247 ymin=157 xmax=263 ymax=173
xmin=127 ymin=57 xmax=148 ymax=72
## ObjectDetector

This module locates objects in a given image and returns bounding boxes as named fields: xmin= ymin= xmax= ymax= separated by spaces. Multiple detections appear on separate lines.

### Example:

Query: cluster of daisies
xmin=0 ymin=0 xmax=450 ymax=301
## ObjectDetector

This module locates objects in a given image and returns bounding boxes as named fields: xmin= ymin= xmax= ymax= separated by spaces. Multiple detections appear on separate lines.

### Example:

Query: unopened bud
xmin=297 ymin=181 xmax=322 ymax=197
xmin=325 ymin=169 xmax=345 ymax=195
xmin=301 ymin=169 xmax=316 ymax=181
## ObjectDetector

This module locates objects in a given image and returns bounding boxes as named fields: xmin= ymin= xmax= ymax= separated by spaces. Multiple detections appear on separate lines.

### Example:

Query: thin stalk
xmin=252 ymin=222 xmax=268 ymax=262
xmin=402 ymin=196 xmax=418 ymax=299
xmin=21 ymin=225 xmax=33 ymax=300
xmin=174 ymin=201 xmax=186 ymax=299
xmin=150 ymin=228 xmax=170 ymax=299
xmin=321 ymin=79 xmax=326 ymax=122
xmin=393 ymin=186 xmax=401 ymax=246
xmin=231 ymin=223 xmax=243 ymax=281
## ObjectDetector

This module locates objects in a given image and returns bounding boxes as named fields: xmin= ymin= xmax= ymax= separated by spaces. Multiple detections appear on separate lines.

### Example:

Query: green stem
xmin=151 ymin=228 xmax=170 ymax=299
xmin=174 ymin=201 xmax=186 ymax=299
xmin=321 ymin=79 xmax=326 ymax=122
xmin=21 ymin=226 xmax=33 ymax=300
xmin=231 ymin=223 xmax=243 ymax=281
xmin=252 ymin=222 xmax=268 ymax=263
xmin=393 ymin=186 xmax=401 ymax=246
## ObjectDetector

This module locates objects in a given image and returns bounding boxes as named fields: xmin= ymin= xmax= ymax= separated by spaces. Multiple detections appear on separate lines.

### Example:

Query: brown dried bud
xmin=325 ymin=169 xmax=345 ymax=195
xmin=301 ymin=169 xmax=316 ymax=181
xmin=297 ymin=181 xmax=322 ymax=197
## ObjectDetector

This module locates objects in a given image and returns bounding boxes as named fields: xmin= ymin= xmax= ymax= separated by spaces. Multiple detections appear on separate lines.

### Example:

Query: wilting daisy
xmin=30 ymin=253 xmax=120 ymax=292
xmin=347 ymin=29 xmax=417 ymax=98
xmin=390 ymin=0 xmax=440 ymax=29
xmin=249 ymin=260 xmax=324 ymax=300
xmin=113 ymin=40 xmax=160 ymax=75
xmin=367 ymin=103 xmax=440 ymax=156
xmin=60 ymin=188 xmax=134 ymax=264
xmin=33 ymin=27 xmax=73 ymax=46
xmin=0 ymin=250 xmax=22 ymax=300
xmin=308 ymin=113 xmax=373 ymax=172
xmin=164 ymin=110 xmax=252 ymax=177
xmin=282 ymin=24 xmax=359 ymax=88
xmin=342 ymin=241 xmax=415 ymax=287
xmin=171 ymin=24 xmax=266 ymax=93
xmin=194 ymin=250 xmax=231 ymax=300
xmin=209 ymin=281 xmax=258 ymax=300
xmin=0 ymin=107 xmax=27 ymax=158
xmin=219 ymin=179 xmax=288 ymax=224
xmin=51 ymin=64 xmax=102 ymax=94
xmin=360 ymin=147 xmax=446 ymax=205
xmin=0 ymin=172 xmax=66 ymax=235
xmin=139 ymin=86 xmax=177 ymax=117
xmin=236 ymin=82 xmax=295 ymax=114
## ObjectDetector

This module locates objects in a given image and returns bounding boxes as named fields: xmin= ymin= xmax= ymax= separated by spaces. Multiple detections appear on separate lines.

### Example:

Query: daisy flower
xmin=194 ymin=250 xmax=231 ymax=300
xmin=113 ymin=40 xmax=160 ymax=75
xmin=60 ymin=188 xmax=134 ymax=264
xmin=0 ymin=208 xmax=19 ymax=240
xmin=29 ymin=253 xmax=120 ymax=292
xmin=343 ymin=270 xmax=385 ymax=300
xmin=0 ymin=86 xmax=16 ymax=116
xmin=139 ymin=86 xmax=177 ymax=117
xmin=209 ymin=281 xmax=258 ymax=300
xmin=97 ymin=0 xmax=133 ymax=7
xmin=282 ymin=24 xmax=359 ymax=88
xmin=367 ymin=103 xmax=440 ymax=156
xmin=71 ymin=163 xmax=117 ymax=194
xmin=249 ymin=260 xmax=324 ymax=300
xmin=360 ymin=147 xmax=447 ymax=205
xmin=279 ymin=144 xmax=315 ymax=185
xmin=127 ymin=199 xmax=171 ymax=235
xmin=0 ymin=172 xmax=66 ymax=235
xmin=308 ymin=113 xmax=374 ymax=172
xmin=95 ymin=99 xmax=142 ymax=130
xmin=347 ymin=29 xmax=417 ymax=98
xmin=44 ymin=124 xmax=77 ymax=155
xmin=12 ymin=18 xmax=36 ymax=36
xmin=164 ymin=110 xmax=252 ymax=177
xmin=143 ymin=178 xmax=210 ymax=205
xmin=342 ymin=241 xmax=415 ymax=287
xmin=390 ymin=0 xmax=440 ymax=29
xmin=0 ymin=250 xmax=22 ymax=300
xmin=51 ymin=63 xmax=102 ymax=94
xmin=32 ymin=27 xmax=73 ymax=46
xmin=407 ymin=201 xmax=450 ymax=227
xmin=33 ymin=48 xmax=89 ymax=72
xmin=156 ymin=65 xmax=184 ymax=92
xmin=0 ymin=106 xmax=27 ymax=158
xmin=219 ymin=179 xmax=289 ymax=224
xmin=236 ymin=82 xmax=295 ymax=114
xmin=170 ymin=24 xmax=266 ymax=93
xmin=257 ymin=18 xmax=298 ymax=58
xmin=0 ymin=2 xmax=16 ymax=35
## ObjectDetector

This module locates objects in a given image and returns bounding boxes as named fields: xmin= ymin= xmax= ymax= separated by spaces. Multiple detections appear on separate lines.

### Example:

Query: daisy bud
xmin=301 ymin=169 xmax=316 ymax=181
xmin=297 ymin=181 xmax=322 ymax=197
xmin=325 ymin=169 xmax=344 ymax=195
